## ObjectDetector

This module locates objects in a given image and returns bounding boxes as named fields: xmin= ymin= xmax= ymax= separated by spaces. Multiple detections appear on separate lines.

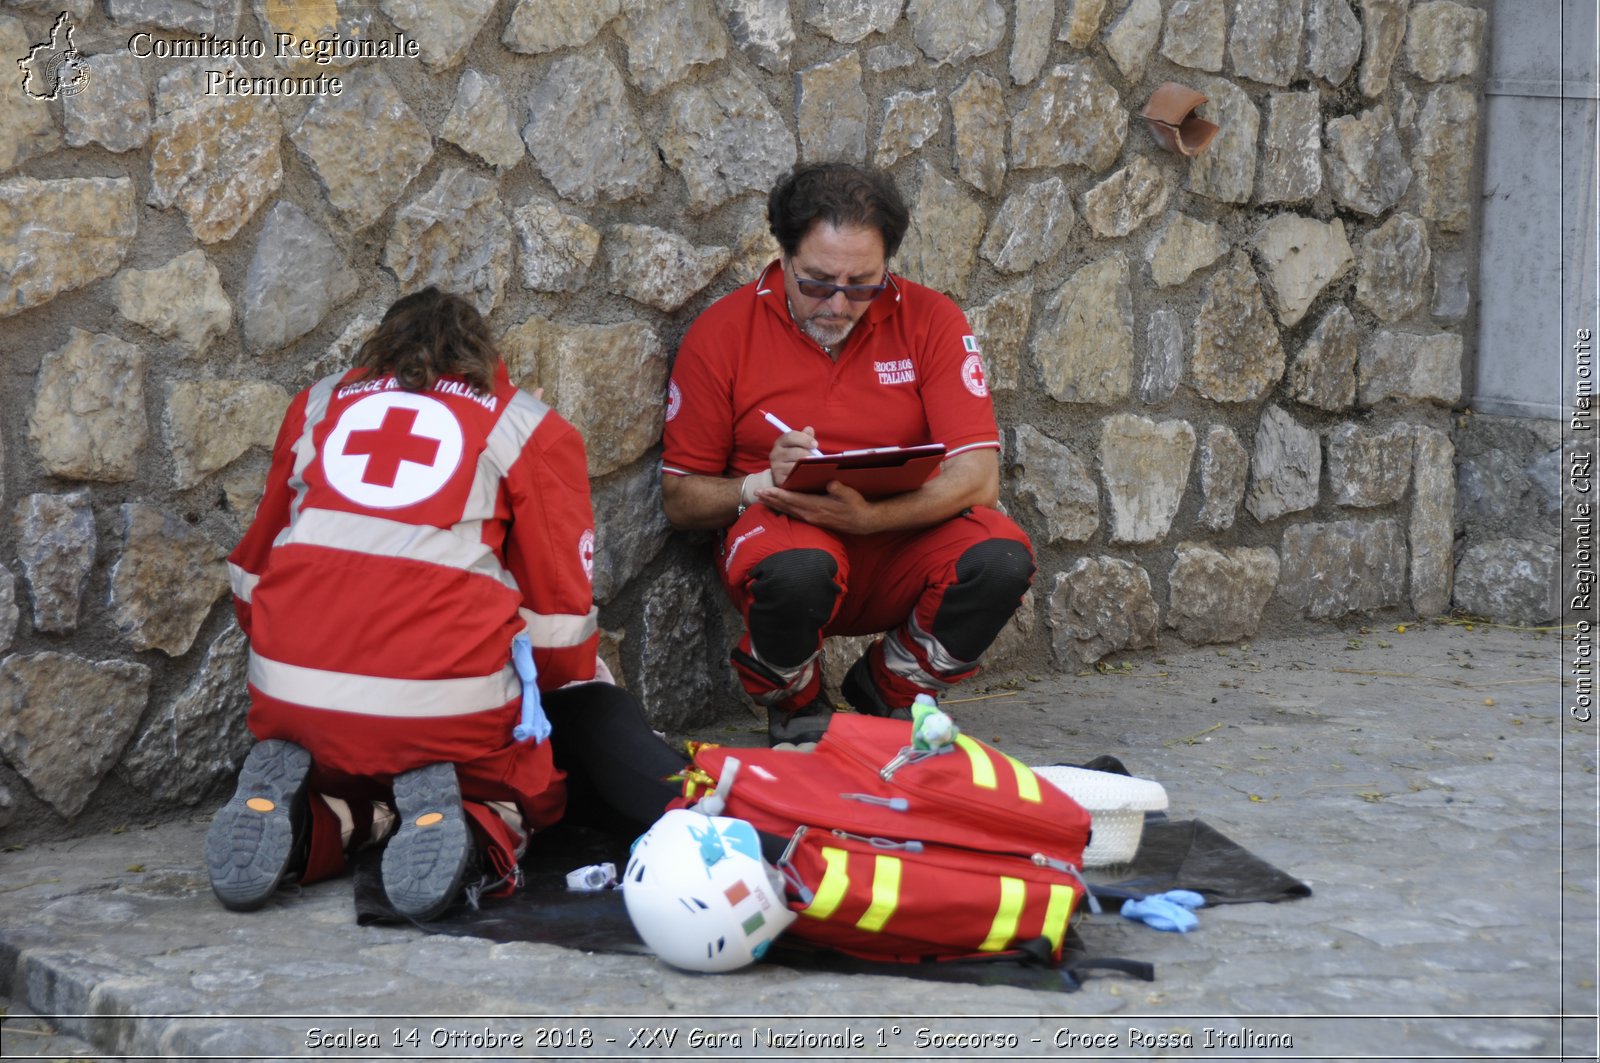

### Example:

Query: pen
xmin=760 ymin=410 xmax=824 ymax=457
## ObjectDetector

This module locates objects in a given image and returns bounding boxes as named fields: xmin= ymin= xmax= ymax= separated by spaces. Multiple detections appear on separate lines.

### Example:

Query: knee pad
xmin=930 ymin=538 xmax=1036 ymax=662
xmin=747 ymin=549 xmax=841 ymax=668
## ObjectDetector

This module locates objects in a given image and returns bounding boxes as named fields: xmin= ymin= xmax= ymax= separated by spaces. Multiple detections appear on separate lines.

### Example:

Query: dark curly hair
xmin=767 ymin=162 xmax=910 ymax=260
xmin=352 ymin=287 xmax=499 ymax=395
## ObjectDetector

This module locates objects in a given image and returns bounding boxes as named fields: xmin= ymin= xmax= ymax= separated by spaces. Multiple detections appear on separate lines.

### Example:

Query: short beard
xmin=800 ymin=314 xmax=855 ymax=349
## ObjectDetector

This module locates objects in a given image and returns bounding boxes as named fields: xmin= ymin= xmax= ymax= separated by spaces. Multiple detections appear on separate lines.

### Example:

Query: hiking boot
xmin=767 ymin=697 xmax=833 ymax=749
xmin=383 ymin=762 xmax=472 ymax=921
xmin=205 ymin=739 xmax=312 ymax=911
xmin=841 ymin=654 xmax=913 ymax=721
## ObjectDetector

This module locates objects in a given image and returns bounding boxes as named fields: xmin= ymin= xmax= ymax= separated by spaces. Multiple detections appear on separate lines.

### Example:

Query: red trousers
xmin=718 ymin=504 xmax=1033 ymax=709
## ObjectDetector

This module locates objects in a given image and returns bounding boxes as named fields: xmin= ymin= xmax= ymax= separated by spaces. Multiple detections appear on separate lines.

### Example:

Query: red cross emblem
xmin=343 ymin=406 xmax=441 ymax=487
xmin=961 ymin=352 xmax=989 ymax=397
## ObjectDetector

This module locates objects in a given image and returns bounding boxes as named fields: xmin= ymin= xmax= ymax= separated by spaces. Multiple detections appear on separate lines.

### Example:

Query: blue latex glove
xmin=510 ymin=634 xmax=551 ymax=744
xmin=1120 ymin=890 xmax=1205 ymax=932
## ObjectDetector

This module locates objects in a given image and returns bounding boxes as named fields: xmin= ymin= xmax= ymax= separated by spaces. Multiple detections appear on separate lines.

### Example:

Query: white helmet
xmin=622 ymin=808 xmax=797 ymax=972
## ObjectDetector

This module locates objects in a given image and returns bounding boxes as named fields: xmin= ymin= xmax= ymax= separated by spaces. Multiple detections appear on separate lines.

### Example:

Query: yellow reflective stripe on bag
xmin=978 ymin=875 xmax=1027 ymax=951
xmin=1004 ymin=753 xmax=1042 ymax=803
xmin=955 ymin=734 xmax=997 ymax=789
xmin=1042 ymin=883 xmax=1075 ymax=951
xmin=857 ymin=854 xmax=901 ymax=932
xmin=802 ymin=846 xmax=850 ymax=920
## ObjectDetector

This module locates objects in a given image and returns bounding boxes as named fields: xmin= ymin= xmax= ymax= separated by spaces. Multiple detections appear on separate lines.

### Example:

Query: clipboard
xmin=780 ymin=443 xmax=946 ymax=498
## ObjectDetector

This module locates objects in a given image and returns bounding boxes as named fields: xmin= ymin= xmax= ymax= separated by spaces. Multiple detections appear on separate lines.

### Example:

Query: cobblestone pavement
xmin=0 ymin=621 xmax=1594 ymax=1062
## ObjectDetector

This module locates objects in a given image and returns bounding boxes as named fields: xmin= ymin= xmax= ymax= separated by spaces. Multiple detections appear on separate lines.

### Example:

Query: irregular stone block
xmin=950 ymin=71 xmax=1007 ymax=194
xmin=108 ymin=0 xmax=241 ymax=33
xmin=664 ymin=68 xmax=796 ymax=213
xmin=1167 ymin=542 xmax=1280 ymax=644
xmin=1327 ymin=422 xmax=1414 ymax=507
xmin=512 ymin=197 xmax=601 ymax=294
xmin=28 ymin=330 xmax=147 ymax=482
xmin=1258 ymin=91 xmax=1321 ymax=204
xmin=721 ymin=0 xmax=795 ymax=72
xmin=523 ymin=52 xmax=660 ymax=205
xmin=1306 ymin=0 xmax=1362 ymax=85
xmin=1145 ymin=212 xmax=1230 ymax=288
xmin=617 ymin=0 xmax=727 ymax=95
xmin=1141 ymin=308 xmax=1184 ymax=404
xmin=1035 ymin=253 xmax=1135 ymax=405
xmin=1453 ymin=539 xmax=1558 ymax=624
xmin=501 ymin=316 xmax=668 ymax=478
xmin=1230 ymin=0 xmax=1305 ymax=85
xmin=896 ymin=162 xmax=984 ymax=299
xmin=1324 ymin=105 xmax=1413 ymax=216
xmin=1360 ymin=0 xmax=1412 ymax=96
xmin=1101 ymin=413 xmax=1196 ymax=544
xmin=379 ymin=0 xmax=494 ymax=69
xmin=165 ymin=380 xmax=291 ymax=490
xmin=62 ymin=53 xmax=149 ymax=153
xmin=113 ymin=250 xmax=231 ymax=356
xmin=0 ymin=176 xmax=137 ymax=318
xmin=1406 ymin=0 xmax=1486 ymax=80
xmin=0 ymin=652 xmax=151 ymax=820
xmin=1059 ymin=0 xmax=1110 ymax=47
xmin=291 ymin=71 xmax=431 ymax=229
xmin=1410 ymin=426 xmax=1455 ymax=615
xmin=591 ymin=459 xmax=673 ymax=603
xmin=1359 ymin=330 xmax=1462 ymax=406
xmin=1186 ymin=77 xmax=1257 ymax=204
xmin=604 ymin=224 xmax=731 ymax=313
xmin=796 ymin=52 xmax=868 ymax=163
xmin=1011 ymin=424 xmax=1099 ymax=544
xmin=1199 ymin=424 xmax=1249 ymax=530
xmin=1046 ymin=557 xmax=1159 ymax=667
xmin=503 ymin=0 xmax=621 ymax=52
xmin=0 ymin=16 xmax=62 ymax=168
xmin=1413 ymin=84 xmax=1477 ymax=232
xmin=908 ymin=0 xmax=1005 ymax=65
xmin=1010 ymin=0 xmax=1054 ymax=84
xmin=1246 ymin=404 xmax=1320 ymax=522
xmin=805 ymin=0 xmax=902 ymax=43
xmin=439 ymin=70 xmax=526 ymax=172
xmin=638 ymin=557 xmax=729 ymax=730
xmin=1356 ymin=213 xmax=1431 ymax=323
xmin=240 ymin=202 xmax=358 ymax=355
xmin=964 ymin=283 xmax=1033 ymax=393
xmin=14 ymin=491 xmax=95 ymax=634
xmin=867 ymin=43 xmax=919 ymax=71
xmin=108 ymin=504 xmax=227 ymax=657
xmin=1104 ymin=0 xmax=1163 ymax=81
xmin=148 ymin=60 xmax=281 ymax=243
xmin=1431 ymin=248 xmax=1471 ymax=323
xmin=720 ymin=200 xmax=784 ymax=283
xmin=1189 ymin=252 xmax=1285 ymax=403
xmin=0 ymin=565 xmax=16 ymax=653
xmin=874 ymin=89 xmax=942 ymax=169
xmin=383 ymin=168 xmax=514 ymax=316
xmin=1082 ymin=154 xmax=1169 ymax=239
xmin=117 ymin=624 xmax=253 ymax=806
xmin=980 ymin=177 xmax=1075 ymax=274
xmin=1289 ymin=303 xmax=1360 ymax=411
xmin=1012 ymin=62 xmax=1126 ymax=174
xmin=1277 ymin=519 xmax=1408 ymax=618
xmin=1251 ymin=214 xmax=1354 ymax=327
xmin=1161 ymin=0 xmax=1226 ymax=71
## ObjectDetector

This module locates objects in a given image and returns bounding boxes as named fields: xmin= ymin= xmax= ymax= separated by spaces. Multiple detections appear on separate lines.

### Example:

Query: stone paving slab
xmin=0 ymin=622 xmax=1594 ymax=1062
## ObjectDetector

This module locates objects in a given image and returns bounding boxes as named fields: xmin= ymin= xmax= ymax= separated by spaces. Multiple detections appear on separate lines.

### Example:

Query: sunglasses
xmin=793 ymin=274 xmax=890 ymax=303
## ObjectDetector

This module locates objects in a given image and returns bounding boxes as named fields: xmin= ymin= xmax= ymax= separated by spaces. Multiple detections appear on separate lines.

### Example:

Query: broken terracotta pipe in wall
xmin=1140 ymin=82 xmax=1220 ymax=157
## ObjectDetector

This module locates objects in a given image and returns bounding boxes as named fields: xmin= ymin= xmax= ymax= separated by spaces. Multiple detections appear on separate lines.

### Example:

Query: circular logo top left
xmin=322 ymin=393 xmax=465 ymax=509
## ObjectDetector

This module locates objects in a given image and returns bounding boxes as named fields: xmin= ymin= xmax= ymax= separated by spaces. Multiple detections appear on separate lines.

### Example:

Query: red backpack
xmin=682 ymin=714 xmax=1096 ymax=966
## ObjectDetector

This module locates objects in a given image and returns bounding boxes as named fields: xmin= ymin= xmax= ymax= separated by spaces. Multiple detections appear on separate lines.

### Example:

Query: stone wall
xmin=0 ymin=0 xmax=1487 ymax=840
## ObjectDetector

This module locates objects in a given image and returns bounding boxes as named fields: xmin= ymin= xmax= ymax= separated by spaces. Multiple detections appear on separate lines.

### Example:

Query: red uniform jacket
xmin=228 ymin=364 xmax=598 ymax=813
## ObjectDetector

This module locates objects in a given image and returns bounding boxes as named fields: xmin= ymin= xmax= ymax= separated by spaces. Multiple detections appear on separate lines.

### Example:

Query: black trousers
xmin=544 ymin=683 xmax=689 ymax=833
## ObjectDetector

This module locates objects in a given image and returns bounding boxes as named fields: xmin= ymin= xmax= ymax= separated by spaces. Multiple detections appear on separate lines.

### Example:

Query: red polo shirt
xmin=663 ymin=261 xmax=999 ymax=480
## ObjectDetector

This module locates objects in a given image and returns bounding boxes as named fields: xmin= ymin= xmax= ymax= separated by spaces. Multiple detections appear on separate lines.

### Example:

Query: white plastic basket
xmin=1032 ymin=765 xmax=1168 ymax=868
